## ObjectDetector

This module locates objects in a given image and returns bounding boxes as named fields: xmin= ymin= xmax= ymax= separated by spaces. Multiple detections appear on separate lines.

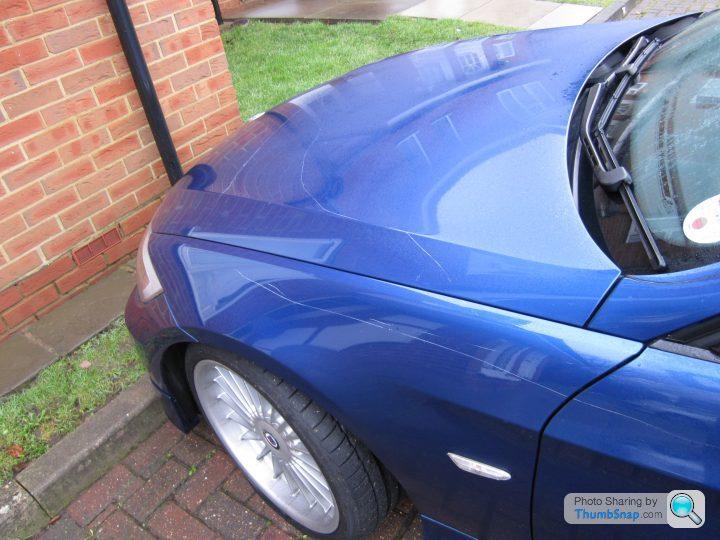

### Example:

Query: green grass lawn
xmin=0 ymin=320 xmax=145 ymax=481
xmin=223 ymin=17 xmax=516 ymax=119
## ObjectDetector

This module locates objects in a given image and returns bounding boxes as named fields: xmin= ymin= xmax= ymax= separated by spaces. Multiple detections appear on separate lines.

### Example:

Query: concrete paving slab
xmin=399 ymin=0 xmax=492 ymax=19
xmin=224 ymin=0 xmax=423 ymax=20
xmin=28 ymin=266 xmax=135 ymax=359
xmin=0 ymin=480 xmax=49 ymax=538
xmin=589 ymin=0 xmax=640 ymax=22
xmin=529 ymin=3 xmax=601 ymax=29
xmin=0 ymin=332 xmax=55 ymax=396
xmin=312 ymin=0 xmax=423 ymax=20
xmin=223 ymin=0 xmax=589 ymax=28
xmin=461 ymin=0 xmax=560 ymax=26
xmin=223 ymin=0 xmax=340 ymax=19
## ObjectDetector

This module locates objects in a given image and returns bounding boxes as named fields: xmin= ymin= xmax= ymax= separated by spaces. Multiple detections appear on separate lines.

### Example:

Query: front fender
xmin=145 ymin=233 xmax=642 ymax=537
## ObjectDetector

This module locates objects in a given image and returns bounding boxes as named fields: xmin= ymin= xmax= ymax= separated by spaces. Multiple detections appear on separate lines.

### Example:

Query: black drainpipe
xmin=106 ymin=0 xmax=184 ymax=185
xmin=210 ymin=0 xmax=223 ymax=25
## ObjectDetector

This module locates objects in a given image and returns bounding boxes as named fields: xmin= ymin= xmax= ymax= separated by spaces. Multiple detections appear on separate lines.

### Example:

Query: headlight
xmin=136 ymin=225 xmax=163 ymax=302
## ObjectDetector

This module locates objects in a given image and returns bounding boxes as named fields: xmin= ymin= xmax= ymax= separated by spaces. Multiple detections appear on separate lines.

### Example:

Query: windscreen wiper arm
xmin=581 ymin=36 xmax=667 ymax=271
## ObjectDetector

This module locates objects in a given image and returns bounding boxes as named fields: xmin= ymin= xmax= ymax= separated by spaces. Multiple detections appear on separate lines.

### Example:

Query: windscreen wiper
xmin=581 ymin=36 xmax=667 ymax=271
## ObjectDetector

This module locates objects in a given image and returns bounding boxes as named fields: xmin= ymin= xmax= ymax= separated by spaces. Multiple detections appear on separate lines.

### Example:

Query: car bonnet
xmin=153 ymin=19 xmax=662 ymax=326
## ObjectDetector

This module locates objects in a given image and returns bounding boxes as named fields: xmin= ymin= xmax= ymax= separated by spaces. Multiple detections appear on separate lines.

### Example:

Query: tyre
xmin=185 ymin=344 xmax=390 ymax=538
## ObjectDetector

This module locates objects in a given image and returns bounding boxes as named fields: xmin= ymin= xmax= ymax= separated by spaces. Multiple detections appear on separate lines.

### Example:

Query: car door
xmin=532 ymin=317 xmax=720 ymax=538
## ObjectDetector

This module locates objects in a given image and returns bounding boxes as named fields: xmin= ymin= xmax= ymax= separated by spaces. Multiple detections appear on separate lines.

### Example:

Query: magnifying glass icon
xmin=670 ymin=493 xmax=703 ymax=526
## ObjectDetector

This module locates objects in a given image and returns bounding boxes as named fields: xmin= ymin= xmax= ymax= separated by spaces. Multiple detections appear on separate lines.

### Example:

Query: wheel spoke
xmin=282 ymin=461 xmax=303 ymax=497
xmin=293 ymin=459 xmax=329 ymax=489
xmin=286 ymin=433 xmax=302 ymax=449
xmin=287 ymin=461 xmax=334 ymax=513
xmin=223 ymin=369 xmax=259 ymax=418
xmin=282 ymin=461 xmax=314 ymax=505
xmin=272 ymin=454 xmax=283 ymax=479
xmin=217 ymin=393 xmax=254 ymax=430
xmin=214 ymin=371 xmax=255 ymax=421
xmin=241 ymin=429 xmax=262 ymax=441
xmin=232 ymin=373 xmax=259 ymax=416
xmin=263 ymin=399 xmax=274 ymax=423
xmin=229 ymin=373 xmax=258 ymax=416
xmin=257 ymin=445 xmax=271 ymax=460
xmin=242 ymin=379 xmax=267 ymax=419
xmin=292 ymin=450 xmax=323 ymax=474
xmin=293 ymin=458 xmax=333 ymax=500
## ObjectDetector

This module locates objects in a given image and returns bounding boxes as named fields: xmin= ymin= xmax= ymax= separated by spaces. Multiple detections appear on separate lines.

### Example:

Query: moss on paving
xmin=0 ymin=320 xmax=145 ymax=481
xmin=223 ymin=16 xmax=517 ymax=120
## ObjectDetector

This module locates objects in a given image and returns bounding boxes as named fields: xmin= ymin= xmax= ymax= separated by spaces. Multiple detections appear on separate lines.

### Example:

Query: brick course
xmin=175 ymin=450 xmax=235 ymax=511
xmin=0 ymin=0 xmax=243 ymax=341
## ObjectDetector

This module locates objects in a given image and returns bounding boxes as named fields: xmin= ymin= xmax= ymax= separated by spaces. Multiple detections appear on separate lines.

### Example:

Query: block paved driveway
xmin=625 ymin=0 xmax=720 ymax=18
xmin=35 ymin=421 xmax=422 ymax=540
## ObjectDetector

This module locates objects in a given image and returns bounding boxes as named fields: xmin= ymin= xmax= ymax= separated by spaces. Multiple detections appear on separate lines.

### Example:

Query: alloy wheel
xmin=193 ymin=359 xmax=339 ymax=534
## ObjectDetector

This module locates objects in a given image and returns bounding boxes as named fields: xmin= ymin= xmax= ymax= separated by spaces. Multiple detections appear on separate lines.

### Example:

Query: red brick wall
xmin=0 ymin=0 xmax=243 ymax=339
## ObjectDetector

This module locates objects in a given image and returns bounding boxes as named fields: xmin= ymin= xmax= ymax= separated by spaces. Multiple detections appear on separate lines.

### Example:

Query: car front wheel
xmin=185 ymin=344 xmax=391 ymax=538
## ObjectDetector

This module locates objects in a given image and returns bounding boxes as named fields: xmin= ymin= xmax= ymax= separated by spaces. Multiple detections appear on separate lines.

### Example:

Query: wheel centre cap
xmin=263 ymin=430 xmax=280 ymax=449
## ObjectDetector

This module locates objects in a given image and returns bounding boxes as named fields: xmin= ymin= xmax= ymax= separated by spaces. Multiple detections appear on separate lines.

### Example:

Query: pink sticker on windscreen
xmin=683 ymin=194 xmax=720 ymax=244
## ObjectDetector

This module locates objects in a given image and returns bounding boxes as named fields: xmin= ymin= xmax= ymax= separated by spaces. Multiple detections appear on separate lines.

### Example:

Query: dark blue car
xmin=126 ymin=11 xmax=720 ymax=539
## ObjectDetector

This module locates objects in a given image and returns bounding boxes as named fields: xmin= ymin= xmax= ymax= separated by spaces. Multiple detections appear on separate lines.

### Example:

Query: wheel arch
xmin=157 ymin=333 xmax=403 ymax=506
xmin=160 ymin=330 xmax=379 ymax=428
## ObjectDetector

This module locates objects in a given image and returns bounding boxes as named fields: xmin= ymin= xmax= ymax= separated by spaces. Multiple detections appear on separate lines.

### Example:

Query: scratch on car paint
xmin=225 ymin=123 xmax=281 ymax=194
xmin=292 ymin=133 xmax=462 ymax=290
xmin=236 ymin=269 xmax=384 ymax=329
xmin=574 ymin=397 xmax=720 ymax=452
xmin=298 ymin=130 xmax=333 ymax=214
xmin=368 ymin=318 xmax=391 ymax=329
xmin=368 ymin=318 xmax=445 ymax=340
xmin=235 ymin=269 xmax=567 ymax=399
xmin=407 ymin=233 xmax=453 ymax=283
xmin=296 ymin=131 xmax=372 ymax=227
xmin=264 ymin=282 xmax=284 ymax=296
